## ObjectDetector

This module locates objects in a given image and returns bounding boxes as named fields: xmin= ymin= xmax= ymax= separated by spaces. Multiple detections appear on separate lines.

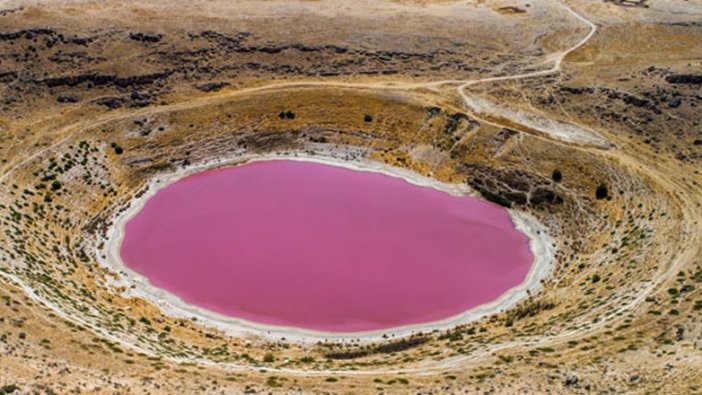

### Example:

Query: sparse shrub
xmin=0 ymin=384 xmax=19 ymax=394
xmin=508 ymin=300 xmax=556 ymax=321
xmin=375 ymin=335 xmax=427 ymax=354
xmin=263 ymin=353 xmax=275 ymax=363
xmin=596 ymin=183 xmax=609 ymax=199
xmin=325 ymin=349 xmax=369 ymax=360
xmin=364 ymin=114 xmax=373 ymax=122
xmin=278 ymin=110 xmax=296 ymax=119
xmin=552 ymin=169 xmax=562 ymax=183
xmin=498 ymin=355 xmax=514 ymax=363
xmin=266 ymin=376 xmax=281 ymax=387
xmin=438 ymin=331 xmax=463 ymax=342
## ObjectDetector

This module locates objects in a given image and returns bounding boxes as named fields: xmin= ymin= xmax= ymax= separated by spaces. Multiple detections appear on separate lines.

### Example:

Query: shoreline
xmin=98 ymin=148 xmax=555 ymax=343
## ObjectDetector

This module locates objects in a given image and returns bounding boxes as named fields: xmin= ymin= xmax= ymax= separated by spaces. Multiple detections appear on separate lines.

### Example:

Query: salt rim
xmin=98 ymin=148 xmax=555 ymax=343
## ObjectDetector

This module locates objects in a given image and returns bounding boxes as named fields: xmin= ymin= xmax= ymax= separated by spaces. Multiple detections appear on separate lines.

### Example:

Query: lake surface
xmin=120 ymin=160 xmax=534 ymax=332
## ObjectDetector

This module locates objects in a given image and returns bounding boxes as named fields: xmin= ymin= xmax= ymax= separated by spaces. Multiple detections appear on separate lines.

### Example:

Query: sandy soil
xmin=1 ymin=0 xmax=700 ymax=393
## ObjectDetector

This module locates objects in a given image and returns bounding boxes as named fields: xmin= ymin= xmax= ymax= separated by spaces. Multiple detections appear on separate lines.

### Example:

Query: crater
xmin=110 ymin=157 xmax=548 ymax=337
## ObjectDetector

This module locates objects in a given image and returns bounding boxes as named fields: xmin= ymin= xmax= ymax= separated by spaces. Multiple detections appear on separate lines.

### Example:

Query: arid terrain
xmin=1 ymin=0 xmax=701 ymax=393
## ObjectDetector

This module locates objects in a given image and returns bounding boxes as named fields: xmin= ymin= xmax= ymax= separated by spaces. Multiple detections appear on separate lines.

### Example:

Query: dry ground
xmin=0 ymin=0 xmax=701 ymax=394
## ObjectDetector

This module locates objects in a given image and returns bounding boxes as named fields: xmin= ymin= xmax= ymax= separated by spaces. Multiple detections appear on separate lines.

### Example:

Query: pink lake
xmin=120 ymin=160 xmax=534 ymax=333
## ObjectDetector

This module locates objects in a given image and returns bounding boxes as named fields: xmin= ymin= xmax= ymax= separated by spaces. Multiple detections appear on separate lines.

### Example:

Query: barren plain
xmin=0 ymin=0 xmax=701 ymax=394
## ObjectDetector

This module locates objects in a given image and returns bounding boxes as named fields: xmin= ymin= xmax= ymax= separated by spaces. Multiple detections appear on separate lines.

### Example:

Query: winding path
xmin=0 ymin=0 xmax=600 ymax=180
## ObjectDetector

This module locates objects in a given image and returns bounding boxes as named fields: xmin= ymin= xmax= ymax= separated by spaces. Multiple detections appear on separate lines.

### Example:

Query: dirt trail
xmin=0 ymin=1 xmax=602 ymax=180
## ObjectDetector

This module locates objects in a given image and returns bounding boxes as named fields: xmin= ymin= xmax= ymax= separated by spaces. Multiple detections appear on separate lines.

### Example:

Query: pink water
xmin=120 ymin=160 xmax=534 ymax=332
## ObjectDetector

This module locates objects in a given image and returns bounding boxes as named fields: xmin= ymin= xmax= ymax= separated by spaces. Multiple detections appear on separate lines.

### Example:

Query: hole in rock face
xmin=120 ymin=160 xmax=534 ymax=332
